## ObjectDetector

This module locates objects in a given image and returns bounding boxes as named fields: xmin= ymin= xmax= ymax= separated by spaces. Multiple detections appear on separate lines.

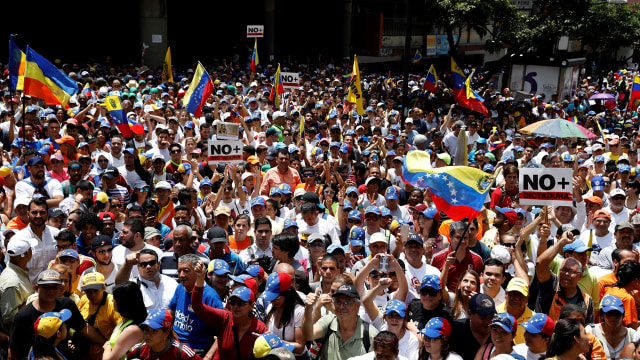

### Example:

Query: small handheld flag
xmin=271 ymin=64 xmax=283 ymax=110
xmin=250 ymin=39 xmax=259 ymax=74
xmin=347 ymin=55 xmax=364 ymax=115
xmin=8 ymin=35 xmax=25 ymax=92
xmin=105 ymin=95 xmax=133 ymax=137
xmin=411 ymin=49 xmax=422 ymax=64
xmin=182 ymin=62 xmax=214 ymax=118
xmin=162 ymin=47 xmax=173 ymax=83
xmin=423 ymin=65 xmax=438 ymax=93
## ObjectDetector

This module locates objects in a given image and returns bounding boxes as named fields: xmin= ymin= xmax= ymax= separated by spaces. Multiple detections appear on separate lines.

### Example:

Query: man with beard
xmin=111 ymin=218 xmax=162 ymax=279
xmin=79 ymin=235 xmax=118 ymax=293
xmin=61 ymin=160 xmax=83 ymax=198
xmin=15 ymin=156 xmax=64 ymax=207
xmin=168 ymin=254 xmax=222 ymax=358
xmin=594 ymin=221 xmax=639 ymax=270
xmin=75 ymin=213 xmax=103 ymax=257
xmin=99 ymin=212 xmax=118 ymax=242
xmin=11 ymin=197 xmax=60 ymax=283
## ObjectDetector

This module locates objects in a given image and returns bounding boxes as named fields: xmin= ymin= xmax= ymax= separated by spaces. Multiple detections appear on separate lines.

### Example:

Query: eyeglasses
xmin=138 ymin=260 xmax=158 ymax=267
xmin=228 ymin=298 xmax=249 ymax=307
xmin=170 ymin=150 xmax=181 ymax=154
xmin=502 ymin=243 xmax=516 ymax=248
xmin=333 ymin=299 xmax=357 ymax=307
xmin=420 ymin=287 xmax=439 ymax=297
xmin=96 ymin=248 xmax=113 ymax=255
xmin=612 ymin=196 xmax=626 ymax=200
xmin=559 ymin=268 xmax=581 ymax=276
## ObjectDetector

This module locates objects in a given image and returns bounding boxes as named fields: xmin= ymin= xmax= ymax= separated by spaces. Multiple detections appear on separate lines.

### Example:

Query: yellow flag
xmin=347 ymin=55 xmax=364 ymax=115
xmin=162 ymin=47 xmax=173 ymax=83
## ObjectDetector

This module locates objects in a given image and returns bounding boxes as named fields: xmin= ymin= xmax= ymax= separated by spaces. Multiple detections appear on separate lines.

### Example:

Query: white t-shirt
xmin=111 ymin=243 xmax=163 ymax=279
xmin=401 ymin=258 xmax=440 ymax=304
xmin=513 ymin=343 xmax=545 ymax=360
xmin=296 ymin=217 xmax=341 ymax=245
xmin=265 ymin=303 xmax=305 ymax=342
xmin=15 ymin=176 xmax=64 ymax=201
xmin=221 ymin=199 xmax=251 ymax=218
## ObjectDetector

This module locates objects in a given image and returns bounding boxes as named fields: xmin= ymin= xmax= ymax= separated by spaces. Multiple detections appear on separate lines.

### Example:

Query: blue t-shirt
xmin=168 ymin=283 xmax=223 ymax=350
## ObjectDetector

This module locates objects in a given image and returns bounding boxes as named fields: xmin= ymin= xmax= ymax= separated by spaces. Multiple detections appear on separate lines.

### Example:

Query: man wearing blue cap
xmin=15 ymin=156 xmax=64 ymax=207
xmin=399 ymin=231 xmax=440 ymax=303
xmin=384 ymin=186 xmax=410 ymax=222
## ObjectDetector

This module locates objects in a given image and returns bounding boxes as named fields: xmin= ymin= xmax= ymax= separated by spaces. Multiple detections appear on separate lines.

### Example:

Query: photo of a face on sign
xmin=217 ymin=123 xmax=239 ymax=140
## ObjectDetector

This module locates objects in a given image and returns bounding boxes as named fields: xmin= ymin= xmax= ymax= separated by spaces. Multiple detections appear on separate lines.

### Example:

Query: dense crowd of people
xmin=0 ymin=54 xmax=639 ymax=360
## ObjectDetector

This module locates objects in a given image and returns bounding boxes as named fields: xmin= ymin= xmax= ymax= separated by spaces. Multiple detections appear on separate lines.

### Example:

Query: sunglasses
xmin=502 ymin=243 xmax=516 ymax=248
xmin=283 ymin=133 xmax=291 ymax=136
xmin=365 ymin=215 xmax=380 ymax=221
xmin=370 ymin=271 xmax=396 ymax=279
xmin=309 ymin=242 xmax=324 ymax=249
xmin=420 ymin=287 xmax=439 ymax=297
xmin=228 ymin=298 xmax=249 ymax=306
xmin=98 ymin=159 xmax=109 ymax=163
xmin=170 ymin=150 xmax=181 ymax=154
xmin=348 ymin=219 xmax=360 ymax=224
xmin=137 ymin=187 xmax=150 ymax=192
xmin=138 ymin=260 xmax=158 ymax=267
xmin=303 ymin=173 xmax=315 ymax=178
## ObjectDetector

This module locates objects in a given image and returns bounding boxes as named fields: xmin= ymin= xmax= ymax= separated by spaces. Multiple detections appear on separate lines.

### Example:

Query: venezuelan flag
xmin=628 ymin=75 xmax=640 ymax=109
xmin=568 ymin=116 xmax=579 ymax=124
xmin=423 ymin=65 xmax=438 ymax=93
xmin=450 ymin=57 xmax=466 ymax=92
xmin=23 ymin=46 xmax=77 ymax=108
xmin=411 ymin=49 xmax=422 ymax=64
xmin=105 ymin=95 xmax=132 ymax=137
xmin=82 ymin=83 xmax=93 ymax=98
xmin=457 ymin=73 xmax=488 ymax=115
xmin=250 ymin=39 xmax=259 ymax=73
xmin=183 ymin=62 xmax=214 ymax=118
xmin=8 ymin=35 xmax=26 ymax=92
xmin=271 ymin=64 xmax=284 ymax=110
xmin=402 ymin=150 xmax=497 ymax=221
xmin=343 ymin=73 xmax=353 ymax=82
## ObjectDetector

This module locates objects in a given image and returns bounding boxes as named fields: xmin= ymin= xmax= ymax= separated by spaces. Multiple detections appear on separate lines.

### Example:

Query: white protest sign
xmin=208 ymin=139 xmax=243 ymax=165
xmin=247 ymin=25 xmax=264 ymax=38
xmin=217 ymin=123 xmax=239 ymax=140
xmin=280 ymin=72 xmax=300 ymax=90
xmin=519 ymin=168 xmax=573 ymax=206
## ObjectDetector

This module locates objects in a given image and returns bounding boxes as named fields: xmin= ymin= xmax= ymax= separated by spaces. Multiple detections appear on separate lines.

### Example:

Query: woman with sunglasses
xmin=362 ymin=292 xmax=420 ymax=360
xmin=128 ymin=180 xmax=151 ymax=210
xmin=320 ymin=182 xmax=339 ymax=217
xmin=261 ymin=272 xmax=308 ymax=359
xmin=474 ymin=313 xmax=518 ymax=360
xmin=90 ymin=152 xmax=112 ymax=184
xmin=418 ymin=317 xmax=462 ymax=360
xmin=355 ymin=254 xmax=408 ymax=322
xmin=191 ymin=260 xmax=267 ymax=360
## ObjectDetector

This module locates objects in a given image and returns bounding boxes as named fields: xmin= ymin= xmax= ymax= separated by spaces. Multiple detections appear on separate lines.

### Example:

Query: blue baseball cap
xmin=245 ymin=265 xmax=264 ymax=278
xmin=251 ymin=197 xmax=267 ymax=208
xmin=476 ymin=138 xmax=487 ymax=144
xmin=421 ymin=207 xmax=439 ymax=219
xmin=380 ymin=207 xmax=391 ymax=217
xmin=230 ymin=286 xmax=254 ymax=302
xmin=591 ymin=176 xmax=605 ymax=191
xmin=340 ymin=143 xmax=351 ymax=153
xmin=208 ymin=259 xmax=231 ymax=275
xmin=490 ymin=313 xmax=517 ymax=333
xmin=385 ymin=299 xmax=406 ymax=318
xmin=420 ymin=274 xmax=441 ymax=291
xmin=563 ymin=240 xmax=590 ymax=253
xmin=123 ymin=147 xmax=135 ymax=155
xmin=619 ymin=164 xmax=631 ymax=173
xmin=283 ymin=219 xmax=298 ymax=230
xmin=27 ymin=156 xmax=45 ymax=166
xmin=406 ymin=232 xmax=423 ymax=246
xmin=140 ymin=309 xmax=174 ymax=330
xmin=521 ymin=314 xmax=556 ymax=336
xmin=595 ymin=155 xmax=605 ymax=163
xmin=346 ymin=186 xmax=358 ymax=195
xmin=200 ymin=178 xmax=213 ymax=187
xmin=59 ymin=249 xmax=79 ymax=259
xmin=330 ymin=141 xmax=340 ymax=148
xmin=361 ymin=150 xmax=371 ymax=156
xmin=601 ymin=294 xmax=625 ymax=314
xmin=261 ymin=272 xmax=292 ymax=301
xmin=279 ymin=184 xmax=292 ymax=195
xmin=348 ymin=210 xmax=362 ymax=221
xmin=419 ymin=317 xmax=452 ymax=338
xmin=349 ymin=226 xmax=365 ymax=246
xmin=365 ymin=206 xmax=381 ymax=216
xmin=385 ymin=187 xmax=399 ymax=200
xmin=483 ymin=164 xmax=494 ymax=172
xmin=343 ymin=200 xmax=353 ymax=211
xmin=269 ymin=187 xmax=282 ymax=196
xmin=38 ymin=144 xmax=52 ymax=156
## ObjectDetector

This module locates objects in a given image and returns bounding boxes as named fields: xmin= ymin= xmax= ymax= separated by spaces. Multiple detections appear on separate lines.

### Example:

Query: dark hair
xmin=483 ymin=258 xmax=505 ymax=275
xmin=322 ymin=254 xmax=338 ymax=264
xmin=178 ymin=188 xmax=196 ymax=205
xmin=29 ymin=197 xmax=49 ymax=212
xmin=612 ymin=248 xmax=634 ymax=266
xmin=76 ymin=213 xmax=104 ymax=232
xmin=32 ymin=331 xmax=62 ymax=359
xmin=234 ymin=214 xmax=251 ymax=226
xmin=128 ymin=205 xmax=144 ymax=215
xmin=169 ymin=143 xmax=182 ymax=152
xmin=142 ymin=199 xmax=160 ymax=213
xmin=139 ymin=248 xmax=159 ymax=262
xmin=174 ymin=204 xmax=189 ymax=214
xmin=545 ymin=318 xmax=582 ymax=358
xmin=123 ymin=218 xmax=145 ymax=239
xmin=272 ymin=232 xmax=299 ymax=259
xmin=74 ymin=180 xmax=94 ymax=192
xmin=55 ymin=229 xmax=77 ymax=243
xmin=112 ymin=281 xmax=147 ymax=324
xmin=373 ymin=331 xmax=399 ymax=355
xmin=266 ymin=199 xmax=281 ymax=217
xmin=277 ymin=147 xmax=289 ymax=157
xmin=559 ymin=303 xmax=587 ymax=324
xmin=266 ymin=287 xmax=304 ymax=332
xmin=609 ymin=261 xmax=640 ymax=288
xmin=254 ymin=216 xmax=272 ymax=231
xmin=626 ymin=180 xmax=640 ymax=195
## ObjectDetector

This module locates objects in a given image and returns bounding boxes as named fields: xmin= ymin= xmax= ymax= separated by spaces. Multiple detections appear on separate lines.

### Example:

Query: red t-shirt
xmin=490 ymin=186 xmax=518 ymax=209
xmin=191 ymin=286 xmax=267 ymax=360
xmin=127 ymin=339 xmax=201 ymax=360
xmin=431 ymin=247 xmax=484 ymax=292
